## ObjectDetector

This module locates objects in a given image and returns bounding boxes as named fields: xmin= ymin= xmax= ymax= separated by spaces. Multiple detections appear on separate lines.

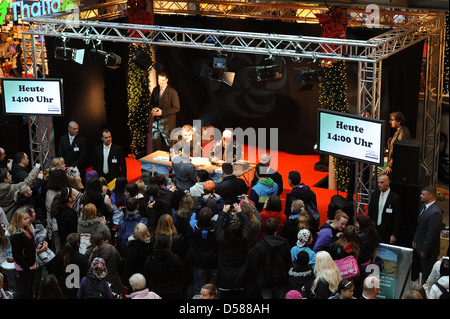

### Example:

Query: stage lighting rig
xmin=89 ymin=49 xmax=121 ymax=69
xmin=131 ymin=49 xmax=154 ymax=71
xmin=54 ymin=38 xmax=85 ymax=65
xmin=200 ymin=54 xmax=235 ymax=87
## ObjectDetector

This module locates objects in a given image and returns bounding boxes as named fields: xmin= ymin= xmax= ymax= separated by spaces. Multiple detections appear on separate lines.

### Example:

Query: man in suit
xmin=412 ymin=186 xmax=443 ymax=282
xmin=92 ymin=129 xmax=127 ymax=183
xmin=58 ymin=121 xmax=87 ymax=181
xmin=368 ymin=173 xmax=402 ymax=245
xmin=150 ymin=72 xmax=180 ymax=152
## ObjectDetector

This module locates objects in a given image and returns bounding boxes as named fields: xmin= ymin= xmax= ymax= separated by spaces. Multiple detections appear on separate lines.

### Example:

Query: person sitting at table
xmin=170 ymin=125 xmax=202 ymax=158
xmin=208 ymin=129 xmax=243 ymax=164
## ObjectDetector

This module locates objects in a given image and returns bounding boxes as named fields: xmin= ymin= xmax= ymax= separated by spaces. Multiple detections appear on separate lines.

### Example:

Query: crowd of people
xmin=0 ymin=118 xmax=448 ymax=301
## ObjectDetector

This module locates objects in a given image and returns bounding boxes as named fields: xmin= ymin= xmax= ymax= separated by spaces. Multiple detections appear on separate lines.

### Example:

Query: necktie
xmin=419 ymin=205 xmax=426 ymax=216
xmin=69 ymin=135 xmax=74 ymax=145
xmin=377 ymin=192 xmax=384 ymax=226
xmin=103 ymin=146 xmax=109 ymax=174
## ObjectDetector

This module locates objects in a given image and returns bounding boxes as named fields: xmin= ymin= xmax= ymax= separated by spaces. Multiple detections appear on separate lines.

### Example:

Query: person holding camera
xmin=214 ymin=203 xmax=251 ymax=299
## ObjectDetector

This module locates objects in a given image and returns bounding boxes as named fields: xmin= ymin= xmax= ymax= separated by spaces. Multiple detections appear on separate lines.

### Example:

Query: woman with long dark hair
xmin=50 ymin=187 xmax=79 ymax=248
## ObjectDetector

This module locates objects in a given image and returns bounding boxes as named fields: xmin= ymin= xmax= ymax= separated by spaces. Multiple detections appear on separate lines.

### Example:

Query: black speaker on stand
xmin=390 ymin=139 xmax=430 ymax=247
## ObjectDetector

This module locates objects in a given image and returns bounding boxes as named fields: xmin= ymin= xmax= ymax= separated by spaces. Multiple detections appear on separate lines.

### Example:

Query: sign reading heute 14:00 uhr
xmin=2 ymin=78 xmax=64 ymax=116
xmin=317 ymin=109 xmax=384 ymax=165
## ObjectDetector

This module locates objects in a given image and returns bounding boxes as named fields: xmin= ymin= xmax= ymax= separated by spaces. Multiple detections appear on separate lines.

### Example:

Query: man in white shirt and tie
xmin=368 ymin=173 xmax=402 ymax=244
xmin=93 ymin=129 xmax=127 ymax=183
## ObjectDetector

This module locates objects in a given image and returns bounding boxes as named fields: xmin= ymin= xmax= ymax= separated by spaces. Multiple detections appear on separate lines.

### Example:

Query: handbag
xmin=334 ymin=255 xmax=360 ymax=280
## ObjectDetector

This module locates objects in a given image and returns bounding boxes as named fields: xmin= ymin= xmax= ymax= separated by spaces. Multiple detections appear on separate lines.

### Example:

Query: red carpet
xmin=127 ymin=145 xmax=345 ymax=225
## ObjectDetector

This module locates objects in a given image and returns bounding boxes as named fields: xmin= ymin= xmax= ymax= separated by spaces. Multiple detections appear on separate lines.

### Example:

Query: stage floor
xmin=128 ymin=145 xmax=345 ymax=225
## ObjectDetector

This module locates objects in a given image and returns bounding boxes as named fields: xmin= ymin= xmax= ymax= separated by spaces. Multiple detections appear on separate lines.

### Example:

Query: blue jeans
xmin=192 ymin=267 xmax=217 ymax=296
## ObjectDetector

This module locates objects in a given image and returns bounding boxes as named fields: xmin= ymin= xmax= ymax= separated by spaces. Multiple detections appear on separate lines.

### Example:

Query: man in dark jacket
xmin=10 ymin=151 xmax=30 ymax=183
xmin=150 ymin=72 xmax=180 ymax=152
xmin=250 ymin=218 xmax=291 ymax=299
xmin=284 ymin=170 xmax=317 ymax=217
xmin=172 ymin=153 xmax=197 ymax=191
xmin=188 ymin=207 xmax=219 ymax=297
xmin=412 ymin=186 xmax=443 ymax=282
xmin=215 ymin=163 xmax=248 ymax=205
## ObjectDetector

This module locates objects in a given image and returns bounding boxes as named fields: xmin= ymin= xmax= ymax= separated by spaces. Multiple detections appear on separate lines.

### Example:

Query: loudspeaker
xmin=389 ymin=181 xmax=422 ymax=247
xmin=392 ymin=139 xmax=423 ymax=185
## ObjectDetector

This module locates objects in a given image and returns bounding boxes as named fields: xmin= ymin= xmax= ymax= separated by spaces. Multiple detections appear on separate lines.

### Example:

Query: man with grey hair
xmin=360 ymin=275 xmax=380 ymax=299
xmin=251 ymin=153 xmax=283 ymax=196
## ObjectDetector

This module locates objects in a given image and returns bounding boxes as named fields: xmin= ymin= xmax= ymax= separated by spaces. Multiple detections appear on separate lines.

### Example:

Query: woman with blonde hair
xmin=8 ymin=207 xmax=40 ymax=298
xmin=122 ymin=223 xmax=154 ymax=290
xmin=155 ymin=214 xmax=184 ymax=259
xmin=304 ymin=251 xmax=342 ymax=299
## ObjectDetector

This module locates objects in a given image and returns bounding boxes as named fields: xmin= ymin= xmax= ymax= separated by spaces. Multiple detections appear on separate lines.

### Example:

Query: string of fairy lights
xmin=127 ymin=44 xmax=151 ymax=159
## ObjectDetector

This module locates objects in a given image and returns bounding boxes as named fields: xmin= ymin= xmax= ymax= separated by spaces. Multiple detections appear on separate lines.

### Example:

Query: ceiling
xmin=258 ymin=0 xmax=449 ymax=11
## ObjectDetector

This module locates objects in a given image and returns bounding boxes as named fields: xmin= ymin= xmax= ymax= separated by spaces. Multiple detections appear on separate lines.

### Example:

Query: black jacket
xmin=215 ymin=175 xmax=249 ymax=205
xmin=250 ymin=234 xmax=291 ymax=287
xmin=10 ymin=163 xmax=28 ymax=183
xmin=214 ymin=210 xmax=250 ymax=289
xmin=143 ymin=248 xmax=185 ymax=299
xmin=92 ymin=143 xmax=127 ymax=183
xmin=284 ymin=184 xmax=317 ymax=216
xmin=187 ymin=211 xmax=218 ymax=270
xmin=58 ymin=133 xmax=87 ymax=168
xmin=10 ymin=230 xmax=36 ymax=270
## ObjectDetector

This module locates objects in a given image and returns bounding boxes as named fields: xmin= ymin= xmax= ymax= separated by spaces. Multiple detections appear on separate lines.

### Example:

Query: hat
xmin=296 ymin=229 xmax=311 ymax=248
xmin=293 ymin=251 xmax=311 ymax=273
xmin=90 ymin=257 xmax=108 ymax=279
xmin=260 ymin=153 xmax=271 ymax=164
xmin=285 ymin=290 xmax=303 ymax=299
xmin=203 ymin=180 xmax=216 ymax=193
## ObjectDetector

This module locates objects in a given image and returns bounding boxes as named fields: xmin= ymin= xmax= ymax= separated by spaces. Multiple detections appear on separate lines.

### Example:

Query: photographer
xmin=214 ymin=202 xmax=251 ymax=299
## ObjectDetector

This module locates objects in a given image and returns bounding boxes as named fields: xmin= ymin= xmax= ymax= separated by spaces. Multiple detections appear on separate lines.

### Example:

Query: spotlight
xmin=247 ymin=64 xmax=282 ymax=82
xmin=200 ymin=54 xmax=235 ymax=87
xmin=54 ymin=47 xmax=85 ymax=65
xmin=131 ymin=49 xmax=154 ymax=71
xmin=291 ymin=68 xmax=324 ymax=86
xmin=89 ymin=49 xmax=121 ymax=69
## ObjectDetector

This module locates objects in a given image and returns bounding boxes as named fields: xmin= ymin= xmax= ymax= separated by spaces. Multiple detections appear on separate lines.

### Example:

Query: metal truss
xmin=421 ymin=24 xmax=446 ymax=187
xmin=27 ymin=116 xmax=54 ymax=170
xmin=21 ymin=3 xmax=446 ymax=210
xmin=152 ymin=0 xmax=434 ymax=28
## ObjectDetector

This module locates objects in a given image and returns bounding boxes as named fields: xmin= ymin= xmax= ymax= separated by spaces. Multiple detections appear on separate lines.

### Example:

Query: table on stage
xmin=139 ymin=150 xmax=254 ymax=185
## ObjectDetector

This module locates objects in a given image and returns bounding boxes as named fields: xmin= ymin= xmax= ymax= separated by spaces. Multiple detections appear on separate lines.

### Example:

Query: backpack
xmin=305 ymin=201 xmax=321 ymax=226
xmin=435 ymin=282 xmax=449 ymax=299
xmin=84 ymin=277 xmax=107 ymax=299
xmin=116 ymin=212 xmax=148 ymax=253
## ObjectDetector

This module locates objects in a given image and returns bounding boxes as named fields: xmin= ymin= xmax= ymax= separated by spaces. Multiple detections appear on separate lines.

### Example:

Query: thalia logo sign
xmin=1 ymin=0 xmax=77 ymax=25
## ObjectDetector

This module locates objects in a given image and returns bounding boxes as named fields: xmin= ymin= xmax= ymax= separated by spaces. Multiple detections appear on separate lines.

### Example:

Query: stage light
xmin=54 ymin=45 xmax=85 ymax=65
xmin=200 ymin=54 xmax=235 ymax=87
xmin=247 ymin=64 xmax=283 ymax=82
xmin=89 ymin=49 xmax=121 ymax=69
xmin=131 ymin=49 xmax=154 ymax=71
xmin=291 ymin=68 xmax=324 ymax=86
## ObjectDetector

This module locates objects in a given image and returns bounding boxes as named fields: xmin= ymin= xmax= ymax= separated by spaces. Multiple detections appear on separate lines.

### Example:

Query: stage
xmin=126 ymin=145 xmax=345 ymax=226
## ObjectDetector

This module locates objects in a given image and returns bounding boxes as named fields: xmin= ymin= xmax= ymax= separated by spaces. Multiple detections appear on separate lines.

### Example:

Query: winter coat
xmin=143 ymin=247 xmax=185 ymax=299
xmin=77 ymin=217 xmax=111 ymax=241
xmin=250 ymin=234 xmax=291 ymax=287
xmin=284 ymin=183 xmax=317 ymax=216
xmin=187 ymin=211 xmax=218 ymax=270
xmin=249 ymin=178 xmax=279 ymax=212
xmin=0 ymin=166 xmax=40 ymax=221
xmin=214 ymin=210 xmax=250 ymax=290
xmin=428 ymin=276 xmax=449 ymax=299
